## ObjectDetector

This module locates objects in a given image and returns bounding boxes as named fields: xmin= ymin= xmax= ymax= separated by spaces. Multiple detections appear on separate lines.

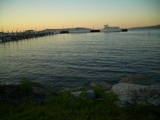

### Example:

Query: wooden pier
xmin=0 ymin=30 xmax=54 ymax=43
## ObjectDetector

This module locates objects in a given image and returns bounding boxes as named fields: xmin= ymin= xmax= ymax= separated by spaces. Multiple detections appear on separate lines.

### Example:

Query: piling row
xmin=0 ymin=31 xmax=54 ymax=43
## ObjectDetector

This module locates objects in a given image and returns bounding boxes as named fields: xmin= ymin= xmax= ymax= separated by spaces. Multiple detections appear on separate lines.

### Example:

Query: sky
xmin=0 ymin=0 xmax=160 ymax=32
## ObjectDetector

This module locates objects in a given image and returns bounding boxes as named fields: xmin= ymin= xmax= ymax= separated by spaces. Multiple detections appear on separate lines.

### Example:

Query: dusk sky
xmin=0 ymin=0 xmax=160 ymax=32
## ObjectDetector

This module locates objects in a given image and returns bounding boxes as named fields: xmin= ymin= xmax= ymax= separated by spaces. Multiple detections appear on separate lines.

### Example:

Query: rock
xmin=31 ymin=82 xmax=50 ymax=95
xmin=86 ymin=90 xmax=95 ymax=99
xmin=90 ymin=82 xmax=112 ymax=91
xmin=112 ymin=83 xmax=160 ymax=107
xmin=100 ymin=82 xmax=112 ymax=91
xmin=71 ymin=91 xmax=81 ymax=97
xmin=120 ymin=76 xmax=154 ymax=86
xmin=90 ymin=82 xmax=100 ymax=87
xmin=71 ymin=90 xmax=95 ymax=99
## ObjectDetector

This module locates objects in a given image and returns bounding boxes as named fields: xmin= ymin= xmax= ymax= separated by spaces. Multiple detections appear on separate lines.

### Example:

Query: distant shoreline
xmin=129 ymin=24 xmax=160 ymax=30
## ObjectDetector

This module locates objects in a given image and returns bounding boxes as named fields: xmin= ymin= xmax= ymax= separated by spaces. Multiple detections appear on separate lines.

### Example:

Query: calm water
xmin=0 ymin=29 xmax=160 ymax=89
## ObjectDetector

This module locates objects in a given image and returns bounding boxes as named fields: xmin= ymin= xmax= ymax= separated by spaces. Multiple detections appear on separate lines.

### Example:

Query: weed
xmin=19 ymin=77 xmax=33 ymax=95
xmin=93 ymin=85 xmax=105 ymax=99
xmin=0 ymin=84 xmax=160 ymax=120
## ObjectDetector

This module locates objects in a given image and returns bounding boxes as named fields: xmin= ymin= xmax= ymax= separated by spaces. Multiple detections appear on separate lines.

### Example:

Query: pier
xmin=0 ymin=30 xmax=54 ymax=43
xmin=90 ymin=30 xmax=100 ymax=32
xmin=0 ymin=28 xmax=128 ymax=43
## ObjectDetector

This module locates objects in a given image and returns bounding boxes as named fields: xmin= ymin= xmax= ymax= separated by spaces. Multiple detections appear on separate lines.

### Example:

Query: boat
xmin=100 ymin=25 xmax=122 ymax=32
xmin=69 ymin=27 xmax=91 ymax=33
xmin=53 ymin=30 xmax=60 ymax=34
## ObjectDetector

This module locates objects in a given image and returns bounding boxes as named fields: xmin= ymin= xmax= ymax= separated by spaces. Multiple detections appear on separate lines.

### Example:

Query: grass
xmin=0 ymin=79 xmax=160 ymax=120
xmin=19 ymin=77 xmax=33 ymax=95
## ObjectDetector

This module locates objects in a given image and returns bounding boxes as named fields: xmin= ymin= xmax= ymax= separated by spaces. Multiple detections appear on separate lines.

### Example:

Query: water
xmin=0 ymin=29 xmax=160 ymax=89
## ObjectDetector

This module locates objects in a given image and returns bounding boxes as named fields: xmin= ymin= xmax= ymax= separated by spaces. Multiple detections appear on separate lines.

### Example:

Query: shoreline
xmin=1 ymin=75 xmax=160 ymax=119
xmin=1 ymin=75 xmax=160 ymax=107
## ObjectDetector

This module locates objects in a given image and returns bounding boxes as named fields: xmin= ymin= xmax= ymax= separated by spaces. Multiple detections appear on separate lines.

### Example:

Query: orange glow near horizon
xmin=0 ymin=0 xmax=160 ymax=32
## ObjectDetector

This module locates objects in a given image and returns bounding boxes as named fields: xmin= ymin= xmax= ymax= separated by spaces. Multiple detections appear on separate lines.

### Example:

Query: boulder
xmin=71 ymin=91 xmax=81 ymax=97
xmin=90 ymin=82 xmax=100 ymax=88
xmin=71 ymin=90 xmax=95 ymax=99
xmin=86 ymin=90 xmax=95 ymax=99
xmin=90 ymin=82 xmax=112 ymax=91
xmin=31 ymin=82 xmax=50 ymax=95
xmin=100 ymin=82 xmax=112 ymax=91
xmin=112 ymin=83 xmax=160 ymax=107
xmin=120 ymin=76 xmax=154 ymax=86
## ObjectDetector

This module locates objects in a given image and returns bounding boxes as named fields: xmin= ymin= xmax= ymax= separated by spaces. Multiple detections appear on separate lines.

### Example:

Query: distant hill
xmin=129 ymin=25 xmax=160 ymax=29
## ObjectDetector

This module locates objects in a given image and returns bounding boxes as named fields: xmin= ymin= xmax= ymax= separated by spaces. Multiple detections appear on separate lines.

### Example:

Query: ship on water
xmin=100 ymin=25 xmax=122 ymax=32
xmin=69 ymin=27 xmax=91 ymax=33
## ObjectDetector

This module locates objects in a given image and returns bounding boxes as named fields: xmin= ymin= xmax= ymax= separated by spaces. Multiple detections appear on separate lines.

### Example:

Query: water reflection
xmin=0 ymin=31 xmax=160 ymax=87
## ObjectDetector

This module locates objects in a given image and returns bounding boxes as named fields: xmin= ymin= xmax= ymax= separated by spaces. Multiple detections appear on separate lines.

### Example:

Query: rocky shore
xmin=0 ymin=75 xmax=160 ymax=107
xmin=88 ymin=76 xmax=160 ymax=107
xmin=112 ymin=76 xmax=160 ymax=107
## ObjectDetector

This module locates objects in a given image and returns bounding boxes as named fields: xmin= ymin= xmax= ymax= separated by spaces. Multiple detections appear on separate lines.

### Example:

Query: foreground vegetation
xmin=0 ymin=78 xmax=160 ymax=120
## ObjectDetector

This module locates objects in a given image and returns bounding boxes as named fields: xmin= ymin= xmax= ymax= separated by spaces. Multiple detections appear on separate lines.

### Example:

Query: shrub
xmin=93 ymin=86 xmax=105 ymax=99
xmin=105 ymin=92 xmax=118 ymax=104
xmin=19 ymin=77 xmax=33 ymax=95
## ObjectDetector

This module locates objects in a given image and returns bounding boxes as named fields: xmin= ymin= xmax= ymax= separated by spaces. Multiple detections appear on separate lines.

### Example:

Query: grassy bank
xmin=0 ymin=79 xmax=160 ymax=120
